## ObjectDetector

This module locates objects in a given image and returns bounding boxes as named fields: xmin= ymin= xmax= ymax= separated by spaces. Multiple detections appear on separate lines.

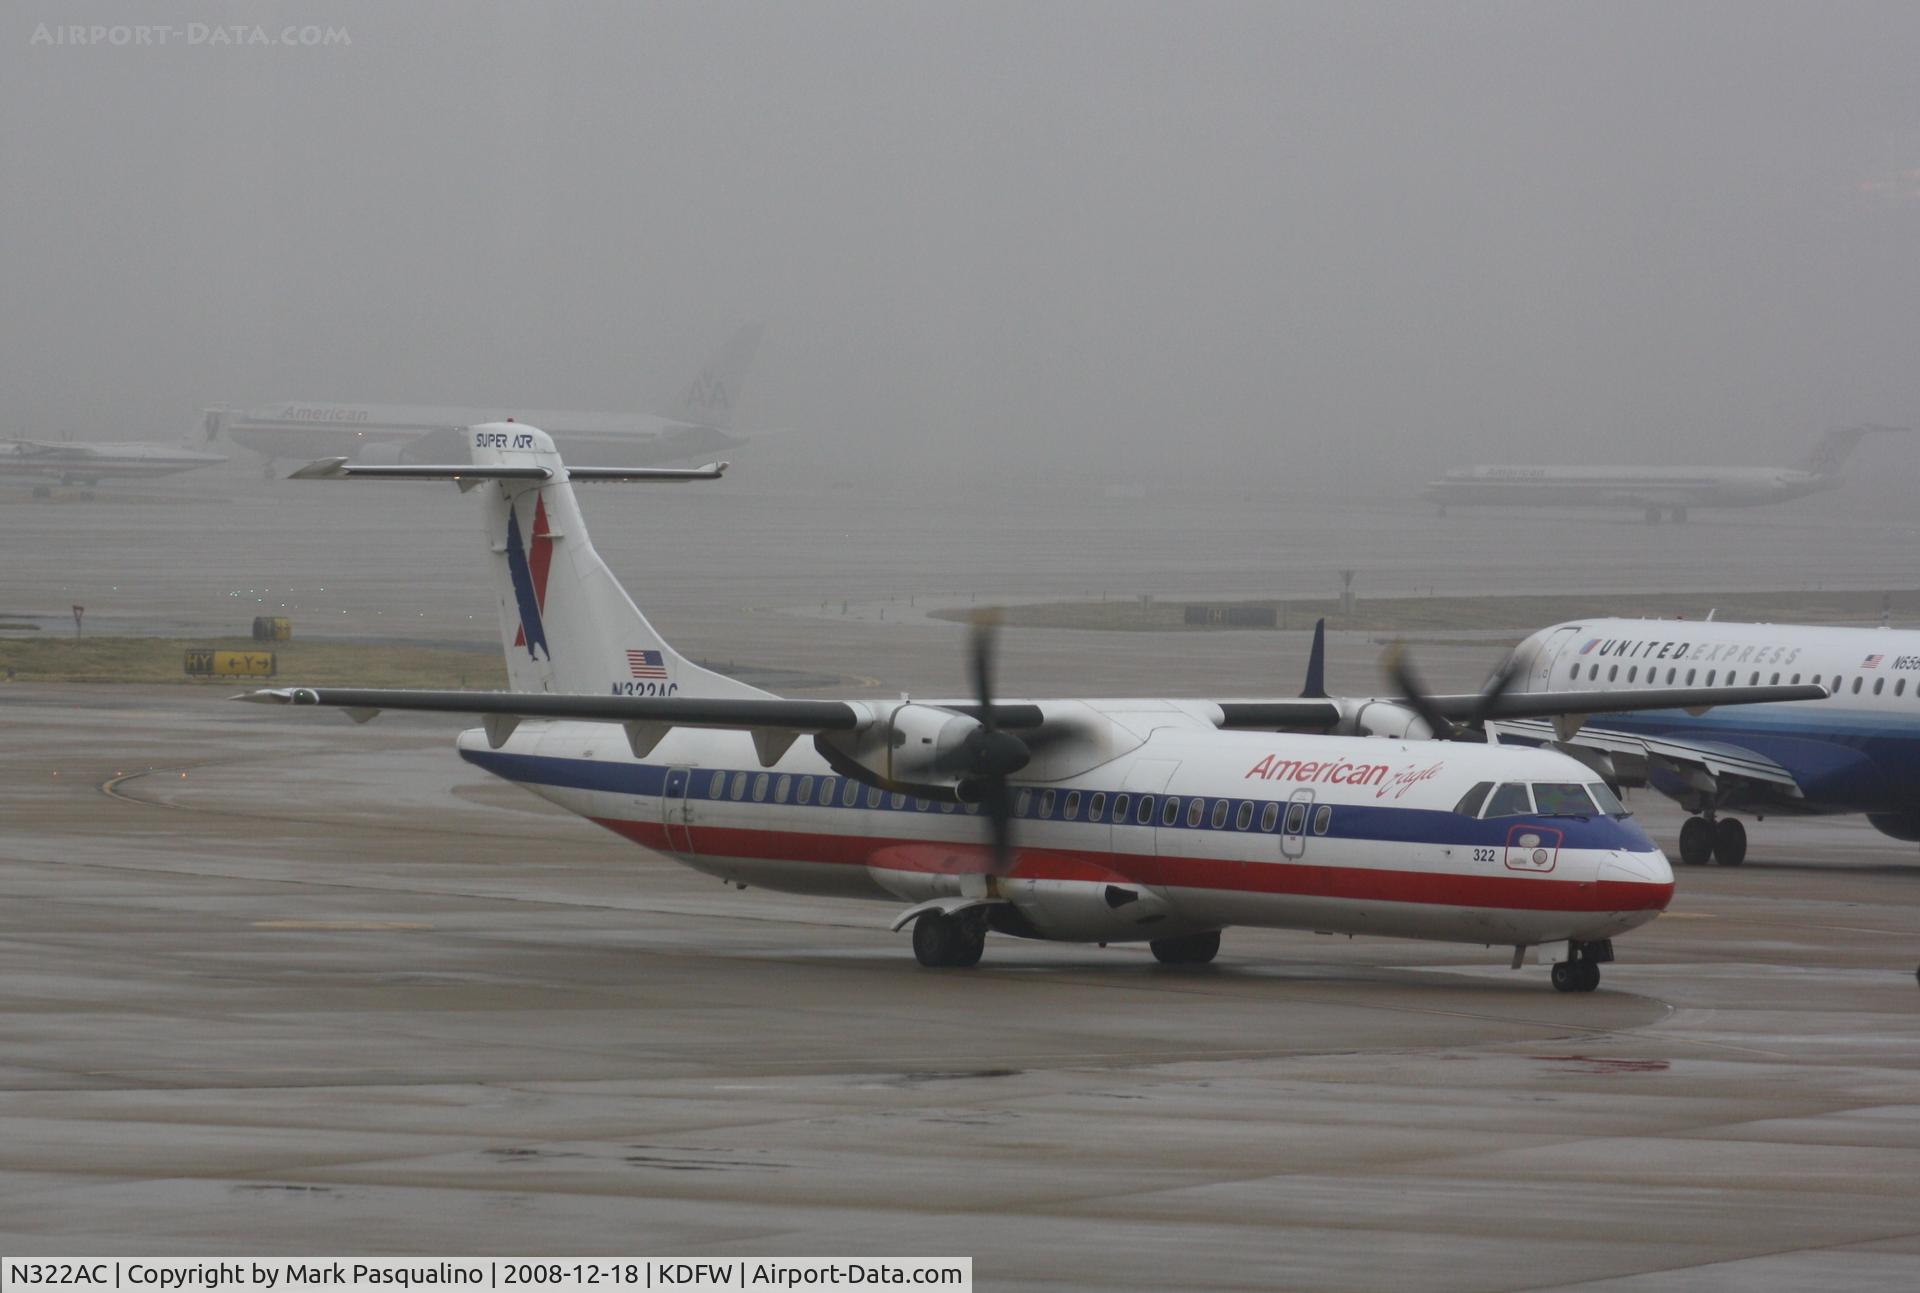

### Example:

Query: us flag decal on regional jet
xmin=505 ymin=496 xmax=555 ymax=661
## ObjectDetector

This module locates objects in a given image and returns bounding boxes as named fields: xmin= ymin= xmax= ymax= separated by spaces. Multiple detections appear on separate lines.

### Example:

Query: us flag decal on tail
xmin=627 ymin=649 xmax=667 ymax=679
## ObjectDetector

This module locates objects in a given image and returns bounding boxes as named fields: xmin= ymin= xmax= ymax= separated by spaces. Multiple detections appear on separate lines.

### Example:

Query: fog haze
xmin=5 ymin=1 xmax=1919 ymax=491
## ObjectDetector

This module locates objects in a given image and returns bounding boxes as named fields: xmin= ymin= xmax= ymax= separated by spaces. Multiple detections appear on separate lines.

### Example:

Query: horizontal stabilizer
xmin=238 ymin=686 xmax=862 ymax=731
xmin=288 ymin=458 xmax=727 ymax=485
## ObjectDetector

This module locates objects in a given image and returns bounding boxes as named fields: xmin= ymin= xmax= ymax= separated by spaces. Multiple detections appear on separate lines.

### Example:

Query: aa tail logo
xmin=506 ymin=496 xmax=555 ymax=660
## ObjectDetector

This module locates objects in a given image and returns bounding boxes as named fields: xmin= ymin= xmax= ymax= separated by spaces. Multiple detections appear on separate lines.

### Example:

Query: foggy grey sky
xmin=4 ymin=1 xmax=1919 ymax=489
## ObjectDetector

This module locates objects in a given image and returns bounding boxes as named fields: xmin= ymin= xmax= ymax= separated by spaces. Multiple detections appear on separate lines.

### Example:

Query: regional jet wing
xmin=1483 ymin=717 xmax=1804 ymax=796
xmin=1208 ymin=685 xmax=1826 ymax=733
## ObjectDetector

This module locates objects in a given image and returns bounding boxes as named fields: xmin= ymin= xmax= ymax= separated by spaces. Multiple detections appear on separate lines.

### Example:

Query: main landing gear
xmin=911 ymin=909 xmax=987 ymax=968
xmin=1678 ymin=814 xmax=1747 ymax=866
xmin=1549 ymin=939 xmax=1611 ymax=993
xmin=1150 ymin=930 xmax=1221 ymax=966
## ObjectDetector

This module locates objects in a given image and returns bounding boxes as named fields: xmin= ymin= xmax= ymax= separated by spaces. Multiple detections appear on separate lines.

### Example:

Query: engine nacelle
xmin=817 ymin=702 xmax=994 ymax=793
xmin=1341 ymin=700 xmax=1433 ymax=740
xmin=354 ymin=441 xmax=409 ymax=466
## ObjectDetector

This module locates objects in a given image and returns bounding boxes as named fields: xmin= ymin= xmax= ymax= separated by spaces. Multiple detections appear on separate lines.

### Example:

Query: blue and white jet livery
xmin=238 ymin=424 xmax=1823 ymax=992
xmin=1494 ymin=616 xmax=1920 ymax=865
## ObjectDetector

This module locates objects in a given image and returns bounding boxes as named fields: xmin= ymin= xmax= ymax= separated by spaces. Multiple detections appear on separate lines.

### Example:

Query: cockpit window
xmin=1587 ymin=782 xmax=1631 ymax=817
xmin=1531 ymin=783 xmax=1598 ymax=817
xmin=1453 ymin=781 xmax=1493 ymax=817
xmin=1483 ymin=782 xmax=1534 ymax=817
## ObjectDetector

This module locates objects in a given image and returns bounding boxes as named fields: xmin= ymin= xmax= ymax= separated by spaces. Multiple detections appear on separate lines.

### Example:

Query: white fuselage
xmin=1 ymin=440 xmax=227 ymax=483
xmin=1510 ymin=617 xmax=1920 ymax=819
xmin=1422 ymin=464 xmax=1826 ymax=511
xmin=209 ymin=402 xmax=738 ymax=466
xmin=458 ymin=711 xmax=1673 ymax=950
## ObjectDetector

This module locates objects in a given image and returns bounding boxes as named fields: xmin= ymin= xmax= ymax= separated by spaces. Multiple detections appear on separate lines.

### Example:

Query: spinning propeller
xmin=1383 ymin=643 xmax=1523 ymax=742
xmin=955 ymin=611 xmax=1030 ymax=872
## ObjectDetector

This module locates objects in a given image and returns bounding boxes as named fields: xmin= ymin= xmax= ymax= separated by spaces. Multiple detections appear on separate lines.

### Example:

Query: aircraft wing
xmin=4 ymin=439 xmax=96 ymax=460
xmin=237 ymin=686 xmax=1045 ymax=766
xmin=1484 ymin=717 xmax=1803 ymax=797
xmin=1207 ymin=685 xmax=1826 ymax=732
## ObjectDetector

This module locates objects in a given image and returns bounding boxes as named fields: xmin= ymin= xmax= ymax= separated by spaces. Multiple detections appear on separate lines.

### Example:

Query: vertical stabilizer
xmin=470 ymin=423 xmax=768 ymax=700
xmin=1801 ymin=424 xmax=1907 ymax=478
xmin=665 ymin=323 xmax=764 ymax=428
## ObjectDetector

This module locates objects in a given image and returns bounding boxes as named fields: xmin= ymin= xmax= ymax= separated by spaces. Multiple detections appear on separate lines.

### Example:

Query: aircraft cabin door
xmin=1119 ymin=758 xmax=1181 ymax=859
xmin=661 ymin=766 xmax=696 ymax=855
xmin=1527 ymin=626 xmax=1583 ymax=692
xmin=1280 ymin=788 xmax=1314 ymax=859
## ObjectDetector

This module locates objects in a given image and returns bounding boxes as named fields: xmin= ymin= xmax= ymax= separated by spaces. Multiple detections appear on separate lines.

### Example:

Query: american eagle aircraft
xmin=239 ymin=425 xmax=1814 ymax=991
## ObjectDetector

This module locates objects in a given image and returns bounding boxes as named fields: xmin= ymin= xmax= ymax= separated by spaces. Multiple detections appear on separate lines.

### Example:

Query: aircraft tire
xmin=1150 ymin=931 xmax=1221 ymax=965
xmin=951 ymin=912 xmax=987 ymax=968
xmin=1678 ymin=816 xmax=1714 ymax=866
xmin=1577 ymin=960 xmax=1601 ymax=992
xmin=1712 ymin=817 xmax=1747 ymax=866
xmin=1551 ymin=961 xmax=1582 ymax=992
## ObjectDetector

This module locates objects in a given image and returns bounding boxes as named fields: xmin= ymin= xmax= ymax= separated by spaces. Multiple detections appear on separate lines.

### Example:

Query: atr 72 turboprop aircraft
xmin=1476 ymin=616 xmax=1920 ymax=866
xmin=1421 ymin=424 xmax=1905 ymax=523
xmin=2 ymin=438 xmax=226 ymax=493
xmin=240 ymin=425 xmax=1815 ymax=991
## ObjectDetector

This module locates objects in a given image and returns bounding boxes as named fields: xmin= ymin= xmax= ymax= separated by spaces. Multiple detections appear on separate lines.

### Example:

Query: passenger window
xmin=842 ymin=779 xmax=859 ymax=806
xmin=1283 ymin=801 xmax=1307 ymax=834
xmin=730 ymin=772 xmax=747 ymax=801
xmin=1627 ymin=666 xmax=1637 ymax=683
xmin=1040 ymin=790 xmax=1056 ymax=818
xmin=939 ymin=799 xmax=956 ymax=812
xmin=1589 ymin=664 xmax=1599 ymax=681
xmin=796 ymin=775 xmax=813 ymax=805
xmin=817 ymin=776 xmax=835 ymax=805
xmin=1666 ymin=668 xmax=1676 ymax=684
xmin=1135 ymin=795 xmax=1153 ymax=824
xmin=1016 ymin=789 xmax=1032 ymax=816
xmin=1608 ymin=665 xmax=1618 ymax=682
xmin=1162 ymin=797 xmax=1180 ymax=826
xmin=773 ymin=773 xmax=791 ymax=803
xmin=1686 ymin=669 xmax=1696 ymax=684
xmin=1260 ymin=802 xmax=1280 ymax=831
xmin=1874 ymin=678 xmax=1885 ymax=695
xmin=1313 ymin=804 xmax=1333 ymax=835
xmin=1770 ymin=673 xmax=1779 ymax=686
xmin=1532 ymin=782 xmax=1598 ymax=816
xmin=865 ymin=786 xmax=881 ymax=808
xmin=1063 ymin=791 xmax=1081 ymax=819
xmin=1483 ymin=782 xmax=1533 ymax=817
xmin=753 ymin=773 xmax=769 ymax=802
xmin=1852 ymin=677 xmax=1863 ymax=694
xmin=1088 ymin=792 xmax=1106 ymax=820
xmin=709 ymin=770 xmax=727 ymax=799
xmin=1210 ymin=800 xmax=1228 ymax=829
xmin=1114 ymin=793 xmax=1130 ymax=821
xmin=1235 ymin=801 xmax=1254 ymax=830
xmin=1568 ymin=663 xmax=1579 ymax=680
xmin=1750 ymin=672 xmax=1760 ymax=686
xmin=1186 ymin=798 xmax=1204 ymax=828
xmin=1705 ymin=670 xmax=1715 ymax=686
xmin=1453 ymin=781 xmax=1493 ymax=817
xmin=1899 ymin=680 xmax=1908 ymax=697
xmin=1792 ymin=673 xmax=1801 ymax=684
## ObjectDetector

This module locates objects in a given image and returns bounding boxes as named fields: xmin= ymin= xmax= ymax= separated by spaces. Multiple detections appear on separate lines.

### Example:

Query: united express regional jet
xmin=240 ymin=425 xmax=1814 ymax=992
xmin=1491 ymin=616 xmax=1920 ymax=866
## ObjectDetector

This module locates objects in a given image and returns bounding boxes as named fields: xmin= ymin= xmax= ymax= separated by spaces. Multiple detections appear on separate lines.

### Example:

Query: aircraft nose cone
xmin=1599 ymin=849 xmax=1675 ymax=910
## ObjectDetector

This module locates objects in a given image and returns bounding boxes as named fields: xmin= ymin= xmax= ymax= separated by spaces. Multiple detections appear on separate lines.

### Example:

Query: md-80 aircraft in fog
xmin=239 ymin=426 xmax=1816 ymax=992
xmin=1422 ymin=424 xmax=1905 ymax=523
xmin=204 ymin=323 xmax=763 ymax=471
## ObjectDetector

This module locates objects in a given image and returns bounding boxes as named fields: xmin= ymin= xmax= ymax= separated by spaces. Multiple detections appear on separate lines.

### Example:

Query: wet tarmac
xmin=3 ymin=684 xmax=1918 ymax=1286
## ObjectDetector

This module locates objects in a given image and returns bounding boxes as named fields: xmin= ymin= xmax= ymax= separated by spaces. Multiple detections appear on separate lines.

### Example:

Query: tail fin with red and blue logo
xmin=470 ymin=423 xmax=766 ymax=700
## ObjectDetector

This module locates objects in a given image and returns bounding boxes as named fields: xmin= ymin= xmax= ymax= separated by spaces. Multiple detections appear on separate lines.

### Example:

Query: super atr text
xmin=1 ymin=1261 xmax=970 ymax=1293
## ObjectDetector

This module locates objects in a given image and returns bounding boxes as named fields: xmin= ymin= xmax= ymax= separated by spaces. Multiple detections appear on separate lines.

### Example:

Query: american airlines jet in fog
xmin=1422 ymin=424 xmax=1905 ymax=523
xmin=204 ymin=323 xmax=764 ymax=471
